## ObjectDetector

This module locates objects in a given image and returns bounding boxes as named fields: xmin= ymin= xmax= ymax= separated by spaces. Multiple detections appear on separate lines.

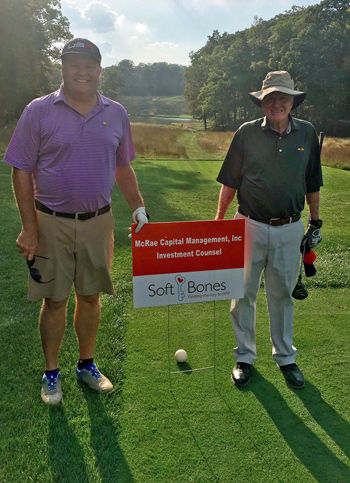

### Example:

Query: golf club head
xmin=292 ymin=282 xmax=308 ymax=300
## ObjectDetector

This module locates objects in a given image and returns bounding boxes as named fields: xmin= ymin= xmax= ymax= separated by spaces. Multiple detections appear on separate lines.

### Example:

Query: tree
xmin=151 ymin=63 xmax=185 ymax=96
xmin=184 ymin=31 xmax=227 ymax=127
xmin=185 ymin=30 xmax=255 ymax=128
xmin=99 ymin=66 xmax=125 ymax=100
xmin=0 ymin=0 xmax=71 ymax=122
xmin=184 ymin=0 xmax=350 ymax=133
xmin=117 ymin=60 xmax=137 ymax=95
xmin=116 ymin=60 xmax=185 ymax=97
xmin=287 ymin=0 xmax=350 ymax=126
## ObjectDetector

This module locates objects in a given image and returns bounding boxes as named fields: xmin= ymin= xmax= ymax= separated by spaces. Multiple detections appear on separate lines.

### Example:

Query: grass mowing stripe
xmin=1 ymin=158 xmax=350 ymax=482
xmin=119 ymin=289 xmax=350 ymax=482
xmin=115 ymin=161 xmax=350 ymax=481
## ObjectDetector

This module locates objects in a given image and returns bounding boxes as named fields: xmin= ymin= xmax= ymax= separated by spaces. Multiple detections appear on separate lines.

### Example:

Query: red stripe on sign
xmin=132 ymin=219 xmax=245 ymax=276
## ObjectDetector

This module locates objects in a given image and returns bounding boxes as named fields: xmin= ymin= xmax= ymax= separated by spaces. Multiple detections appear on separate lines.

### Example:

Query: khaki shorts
xmin=28 ymin=209 xmax=115 ymax=302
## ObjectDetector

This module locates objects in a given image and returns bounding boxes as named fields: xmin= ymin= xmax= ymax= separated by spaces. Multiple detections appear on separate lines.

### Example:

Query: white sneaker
xmin=75 ymin=363 xmax=113 ymax=392
xmin=41 ymin=371 xmax=63 ymax=405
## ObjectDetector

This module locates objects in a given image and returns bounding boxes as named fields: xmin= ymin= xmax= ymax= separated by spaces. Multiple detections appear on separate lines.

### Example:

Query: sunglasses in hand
xmin=27 ymin=255 xmax=55 ymax=284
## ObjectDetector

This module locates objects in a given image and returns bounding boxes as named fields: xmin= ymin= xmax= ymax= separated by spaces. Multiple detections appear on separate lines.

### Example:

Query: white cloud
xmin=61 ymin=0 xmax=320 ymax=67
xmin=63 ymin=0 xmax=88 ymax=29
xmin=116 ymin=14 xmax=126 ymax=28
xmin=135 ymin=23 xmax=151 ymax=35
xmin=147 ymin=42 xmax=179 ymax=50
xmin=81 ymin=1 xmax=118 ymax=34
xmin=63 ymin=1 xmax=151 ymax=37
xmin=97 ymin=41 xmax=113 ymax=56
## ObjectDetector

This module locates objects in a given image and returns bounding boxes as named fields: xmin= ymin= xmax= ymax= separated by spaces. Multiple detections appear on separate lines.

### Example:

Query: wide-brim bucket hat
xmin=249 ymin=71 xmax=306 ymax=109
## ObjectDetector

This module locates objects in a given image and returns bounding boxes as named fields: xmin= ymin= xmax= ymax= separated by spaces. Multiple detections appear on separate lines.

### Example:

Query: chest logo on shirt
xmin=297 ymin=148 xmax=305 ymax=151
xmin=103 ymin=121 xmax=108 ymax=125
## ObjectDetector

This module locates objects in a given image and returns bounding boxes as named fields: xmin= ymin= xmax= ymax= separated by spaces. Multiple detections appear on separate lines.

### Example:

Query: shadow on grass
xmin=80 ymin=385 xmax=134 ymax=483
xmin=170 ymin=384 xmax=219 ymax=482
xmin=48 ymin=388 xmax=133 ymax=482
xmin=295 ymin=380 xmax=350 ymax=460
xmin=49 ymin=406 xmax=90 ymax=482
xmin=249 ymin=369 xmax=350 ymax=482
xmin=171 ymin=361 xmax=193 ymax=375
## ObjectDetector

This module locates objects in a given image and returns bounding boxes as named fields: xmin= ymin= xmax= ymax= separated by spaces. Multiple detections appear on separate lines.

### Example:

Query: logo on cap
xmin=68 ymin=42 xmax=93 ymax=51
xmin=61 ymin=38 xmax=101 ymax=62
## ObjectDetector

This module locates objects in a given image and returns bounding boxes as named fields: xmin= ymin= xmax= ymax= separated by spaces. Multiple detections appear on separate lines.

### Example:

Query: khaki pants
xmin=28 ymin=210 xmax=115 ymax=302
xmin=230 ymin=212 xmax=304 ymax=366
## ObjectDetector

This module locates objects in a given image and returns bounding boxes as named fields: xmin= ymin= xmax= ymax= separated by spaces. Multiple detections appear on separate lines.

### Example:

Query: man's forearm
xmin=305 ymin=191 xmax=320 ymax=220
xmin=215 ymin=185 xmax=237 ymax=220
xmin=12 ymin=168 xmax=37 ymax=228
xmin=115 ymin=164 xmax=145 ymax=211
xmin=12 ymin=167 xmax=39 ymax=258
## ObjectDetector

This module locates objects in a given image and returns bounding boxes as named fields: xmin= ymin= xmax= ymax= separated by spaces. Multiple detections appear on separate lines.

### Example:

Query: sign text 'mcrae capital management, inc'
xmin=132 ymin=219 xmax=245 ymax=308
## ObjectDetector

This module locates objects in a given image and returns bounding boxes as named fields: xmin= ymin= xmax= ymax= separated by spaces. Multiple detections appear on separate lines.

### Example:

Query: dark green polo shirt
xmin=217 ymin=116 xmax=323 ymax=219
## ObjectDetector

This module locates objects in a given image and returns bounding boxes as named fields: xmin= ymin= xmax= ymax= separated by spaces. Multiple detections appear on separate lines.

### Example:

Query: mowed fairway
xmin=0 ymin=158 xmax=350 ymax=482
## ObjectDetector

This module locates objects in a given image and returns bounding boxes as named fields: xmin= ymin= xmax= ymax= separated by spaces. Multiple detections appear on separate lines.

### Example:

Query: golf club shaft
xmin=319 ymin=131 xmax=325 ymax=153
xmin=299 ymin=243 xmax=306 ymax=279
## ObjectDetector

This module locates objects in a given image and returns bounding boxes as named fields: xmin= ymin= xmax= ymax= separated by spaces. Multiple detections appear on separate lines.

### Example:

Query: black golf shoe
xmin=231 ymin=362 xmax=251 ymax=387
xmin=279 ymin=363 xmax=305 ymax=389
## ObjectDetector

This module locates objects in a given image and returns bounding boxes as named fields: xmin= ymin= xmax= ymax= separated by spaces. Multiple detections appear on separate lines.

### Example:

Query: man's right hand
xmin=16 ymin=228 xmax=39 ymax=260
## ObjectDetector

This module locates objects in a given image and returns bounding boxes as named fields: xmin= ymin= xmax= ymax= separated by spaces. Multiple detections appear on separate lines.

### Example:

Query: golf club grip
xmin=319 ymin=131 xmax=325 ymax=153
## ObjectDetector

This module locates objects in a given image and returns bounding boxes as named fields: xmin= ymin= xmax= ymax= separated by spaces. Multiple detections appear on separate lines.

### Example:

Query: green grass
xmin=1 ymin=158 xmax=350 ymax=482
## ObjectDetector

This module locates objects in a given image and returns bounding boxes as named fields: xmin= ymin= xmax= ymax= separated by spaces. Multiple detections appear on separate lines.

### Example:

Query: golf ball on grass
xmin=175 ymin=349 xmax=187 ymax=363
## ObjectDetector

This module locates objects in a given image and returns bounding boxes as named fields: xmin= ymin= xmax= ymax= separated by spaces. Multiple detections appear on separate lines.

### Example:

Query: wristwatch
xmin=310 ymin=219 xmax=323 ymax=228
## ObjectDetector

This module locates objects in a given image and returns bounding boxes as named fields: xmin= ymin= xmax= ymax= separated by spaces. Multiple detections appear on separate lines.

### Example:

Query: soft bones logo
xmin=147 ymin=274 xmax=186 ymax=301
xmin=175 ymin=274 xmax=186 ymax=301
xmin=147 ymin=275 xmax=227 ymax=300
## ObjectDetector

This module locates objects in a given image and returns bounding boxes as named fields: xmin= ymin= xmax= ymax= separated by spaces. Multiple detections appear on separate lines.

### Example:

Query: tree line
xmin=184 ymin=0 xmax=350 ymax=134
xmin=99 ymin=60 xmax=185 ymax=99
xmin=0 ymin=0 xmax=185 ymax=124
xmin=2 ymin=0 xmax=350 ymax=135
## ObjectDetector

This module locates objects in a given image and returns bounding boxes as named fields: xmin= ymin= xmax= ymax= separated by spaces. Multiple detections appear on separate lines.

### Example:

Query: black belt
xmin=238 ymin=207 xmax=300 ymax=226
xmin=35 ymin=200 xmax=111 ymax=221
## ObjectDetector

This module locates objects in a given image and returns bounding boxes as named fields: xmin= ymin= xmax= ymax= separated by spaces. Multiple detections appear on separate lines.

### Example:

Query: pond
xmin=129 ymin=116 xmax=201 ymax=125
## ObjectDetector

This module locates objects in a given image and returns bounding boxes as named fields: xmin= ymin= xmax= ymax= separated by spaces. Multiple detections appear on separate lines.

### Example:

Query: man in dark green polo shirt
xmin=216 ymin=71 xmax=323 ymax=390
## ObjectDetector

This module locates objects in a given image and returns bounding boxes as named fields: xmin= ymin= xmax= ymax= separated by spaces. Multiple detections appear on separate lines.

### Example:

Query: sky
xmin=60 ymin=0 xmax=320 ymax=67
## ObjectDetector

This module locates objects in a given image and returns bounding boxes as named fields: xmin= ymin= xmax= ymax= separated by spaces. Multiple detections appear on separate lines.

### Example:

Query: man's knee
xmin=43 ymin=297 xmax=69 ymax=311
xmin=76 ymin=293 xmax=100 ymax=305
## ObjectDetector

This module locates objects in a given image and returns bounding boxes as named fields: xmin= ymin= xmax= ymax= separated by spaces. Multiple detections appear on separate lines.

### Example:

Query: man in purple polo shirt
xmin=4 ymin=38 xmax=148 ymax=405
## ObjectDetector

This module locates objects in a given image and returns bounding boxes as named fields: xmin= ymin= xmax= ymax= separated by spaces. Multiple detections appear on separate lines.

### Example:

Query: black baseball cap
xmin=61 ymin=38 xmax=101 ymax=64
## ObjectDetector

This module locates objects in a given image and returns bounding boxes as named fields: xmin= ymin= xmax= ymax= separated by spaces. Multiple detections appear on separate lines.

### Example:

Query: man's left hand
xmin=132 ymin=207 xmax=149 ymax=233
xmin=302 ymin=220 xmax=322 ymax=248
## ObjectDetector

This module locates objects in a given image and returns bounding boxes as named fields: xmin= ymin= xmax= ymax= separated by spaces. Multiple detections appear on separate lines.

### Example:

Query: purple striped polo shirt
xmin=3 ymin=86 xmax=136 ymax=212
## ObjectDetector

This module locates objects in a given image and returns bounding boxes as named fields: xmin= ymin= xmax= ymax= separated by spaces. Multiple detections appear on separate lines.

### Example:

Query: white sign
xmin=132 ymin=220 xmax=245 ymax=308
